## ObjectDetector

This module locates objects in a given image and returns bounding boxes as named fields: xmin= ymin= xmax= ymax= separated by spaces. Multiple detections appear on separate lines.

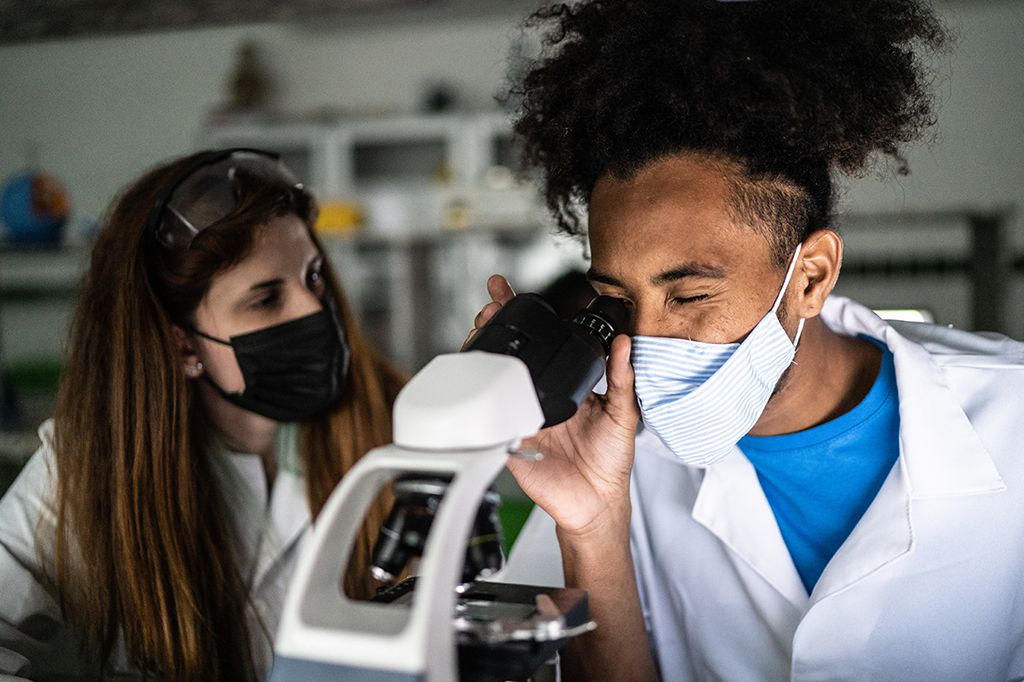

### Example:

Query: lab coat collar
xmin=691 ymin=451 xmax=808 ymax=606
xmin=820 ymin=295 xmax=1005 ymax=499
xmin=689 ymin=442 xmax=915 ymax=608
xmin=212 ymin=446 xmax=311 ymax=591
xmin=689 ymin=295 xmax=1005 ymax=607
xmin=259 ymin=466 xmax=311 ymax=588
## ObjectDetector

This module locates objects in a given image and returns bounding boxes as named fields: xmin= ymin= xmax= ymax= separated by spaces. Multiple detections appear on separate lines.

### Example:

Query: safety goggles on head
xmin=147 ymin=148 xmax=302 ymax=251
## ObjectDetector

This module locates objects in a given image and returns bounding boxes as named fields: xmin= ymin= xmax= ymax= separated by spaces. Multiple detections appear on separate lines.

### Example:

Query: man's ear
xmin=795 ymin=229 xmax=842 ymax=318
xmin=172 ymin=325 xmax=203 ymax=377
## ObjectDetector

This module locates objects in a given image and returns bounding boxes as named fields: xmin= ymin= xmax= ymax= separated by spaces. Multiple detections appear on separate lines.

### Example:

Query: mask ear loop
xmin=771 ymin=244 xmax=805 ymax=351
xmin=189 ymin=326 xmax=232 ymax=346
xmin=771 ymin=243 xmax=803 ymax=313
xmin=793 ymin=317 xmax=806 ymax=351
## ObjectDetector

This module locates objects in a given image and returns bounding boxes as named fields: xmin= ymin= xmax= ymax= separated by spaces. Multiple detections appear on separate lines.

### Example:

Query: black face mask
xmin=193 ymin=293 xmax=350 ymax=422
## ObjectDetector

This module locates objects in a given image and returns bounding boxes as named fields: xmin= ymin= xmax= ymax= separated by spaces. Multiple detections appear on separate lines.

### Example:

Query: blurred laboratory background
xmin=0 ymin=0 xmax=1022 ymax=490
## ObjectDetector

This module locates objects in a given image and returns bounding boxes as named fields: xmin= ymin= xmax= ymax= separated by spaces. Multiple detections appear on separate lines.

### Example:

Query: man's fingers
xmin=465 ymin=276 xmax=515 ymax=347
xmin=475 ymin=276 xmax=515 ymax=328
xmin=487 ymin=274 xmax=515 ymax=305
xmin=474 ymin=300 xmax=503 ymax=329
xmin=605 ymin=334 xmax=639 ymax=416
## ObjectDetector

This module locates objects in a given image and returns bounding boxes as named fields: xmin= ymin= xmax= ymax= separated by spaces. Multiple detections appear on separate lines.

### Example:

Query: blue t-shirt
xmin=738 ymin=340 xmax=900 ymax=594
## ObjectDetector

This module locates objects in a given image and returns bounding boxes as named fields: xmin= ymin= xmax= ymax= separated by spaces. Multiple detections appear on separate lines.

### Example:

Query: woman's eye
xmin=254 ymin=291 xmax=280 ymax=309
xmin=306 ymin=265 xmax=324 ymax=290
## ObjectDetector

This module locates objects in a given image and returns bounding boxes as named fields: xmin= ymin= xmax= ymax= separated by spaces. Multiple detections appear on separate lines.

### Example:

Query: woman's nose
xmin=296 ymin=285 xmax=325 ymax=317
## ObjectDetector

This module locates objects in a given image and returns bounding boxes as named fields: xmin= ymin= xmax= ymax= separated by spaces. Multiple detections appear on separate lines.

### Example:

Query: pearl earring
xmin=185 ymin=362 xmax=203 ymax=377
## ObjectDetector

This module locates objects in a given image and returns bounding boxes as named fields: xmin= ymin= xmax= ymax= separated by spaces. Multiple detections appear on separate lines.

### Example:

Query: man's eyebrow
xmin=587 ymin=263 xmax=726 ymax=288
xmin=651 ymin=263 xmax=726 ymax=285
xmin=586 ymin=268 xmax=624 ymax=288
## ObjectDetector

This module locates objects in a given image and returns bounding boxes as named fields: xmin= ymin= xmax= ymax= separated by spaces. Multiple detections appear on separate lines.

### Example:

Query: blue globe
xmin=0 ymin=171 xmax=69 ymax=247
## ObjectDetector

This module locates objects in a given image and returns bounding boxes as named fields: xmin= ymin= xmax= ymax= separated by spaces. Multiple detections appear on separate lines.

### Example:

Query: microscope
xmin=268 ymin=292 xmax=627 ymax=682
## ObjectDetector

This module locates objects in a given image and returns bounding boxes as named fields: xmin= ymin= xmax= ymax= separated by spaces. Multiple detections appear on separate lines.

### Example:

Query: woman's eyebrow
xmin=249 ymin=278 xmax=283 ymax=291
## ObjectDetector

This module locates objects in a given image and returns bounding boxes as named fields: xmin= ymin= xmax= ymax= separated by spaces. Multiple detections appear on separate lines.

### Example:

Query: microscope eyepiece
xmin=570 ymin=295 xmax=629 ymax=354
xmin=462 ymin=293 xmax=628 ymax=427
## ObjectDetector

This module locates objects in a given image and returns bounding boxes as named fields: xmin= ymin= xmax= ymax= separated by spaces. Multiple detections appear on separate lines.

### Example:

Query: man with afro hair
xmin=477 ymin=0 xmax=1024 ymax=680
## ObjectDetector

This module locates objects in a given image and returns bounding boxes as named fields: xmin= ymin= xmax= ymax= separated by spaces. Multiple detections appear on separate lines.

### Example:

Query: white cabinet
xmin=321 ymin=229 xmax=580 ymax=371
xmin=200 ymin=112 xmax=586 ymax=370
xmin=200 ymin=112 xmax=540 ymax=233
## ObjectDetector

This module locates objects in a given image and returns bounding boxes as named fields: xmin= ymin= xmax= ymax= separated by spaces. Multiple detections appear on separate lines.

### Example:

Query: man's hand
xmin=467 ymin=274 xmax=657 ymax=682
xmin=463 ymin=274 xmax=516 ymax=347
xmin=466 ymin=274 xmax=640 ymax=533
xmin=508 ymin=332 xmax=639 ymax=536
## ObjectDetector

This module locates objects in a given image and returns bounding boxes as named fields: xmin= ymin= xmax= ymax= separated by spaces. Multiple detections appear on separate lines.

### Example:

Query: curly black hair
xmin=512 ymin=0 xmax=948 ymax=264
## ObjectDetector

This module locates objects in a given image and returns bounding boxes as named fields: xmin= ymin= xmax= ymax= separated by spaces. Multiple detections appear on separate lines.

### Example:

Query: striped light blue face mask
xmin=631 ymin=245 xmax=804 ymax=466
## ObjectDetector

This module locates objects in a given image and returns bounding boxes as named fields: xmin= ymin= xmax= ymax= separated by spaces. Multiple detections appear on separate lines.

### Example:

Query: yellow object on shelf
xmin=444 ymin=200 xmax=472 ymax=231
xmin=315 ymin=201 xmax=363 ymax=235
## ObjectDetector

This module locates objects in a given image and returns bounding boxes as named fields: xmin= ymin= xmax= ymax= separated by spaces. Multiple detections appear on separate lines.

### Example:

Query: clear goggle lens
xmin=149 ymin=149 xmax=301 ymax=251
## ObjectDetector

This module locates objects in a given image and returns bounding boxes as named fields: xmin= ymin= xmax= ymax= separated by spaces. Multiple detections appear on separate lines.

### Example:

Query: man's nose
xmin=630 ymin=304 xmax=670 ymax=338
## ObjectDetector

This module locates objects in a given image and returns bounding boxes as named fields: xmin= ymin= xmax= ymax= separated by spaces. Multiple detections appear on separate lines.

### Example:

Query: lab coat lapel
xmin=692 ymin=450 xmax=808 ymax=608
xmin=822 ymin=296 xmax=1005 ymax=499
xmin=810 ymin=453 xmax=911 ymax=603
xmin=885 ymin=332 xmax=1005 ymax=499
xmin=807 ymin=297 xmax=1006 ymax=601
xmin=690 ymin=297 xmax=1007 ymax=610
xmin=253 ymin=470 xmax=311 ymax=591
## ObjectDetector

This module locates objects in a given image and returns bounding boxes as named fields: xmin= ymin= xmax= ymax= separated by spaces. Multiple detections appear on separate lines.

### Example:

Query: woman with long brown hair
xmin=0 ymin=149 xmax=406 ymax=680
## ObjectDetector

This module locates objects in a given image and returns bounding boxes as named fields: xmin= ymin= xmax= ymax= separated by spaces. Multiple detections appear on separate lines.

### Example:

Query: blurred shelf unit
xmin=199 ymin=112 xmax=580 ymax=371
xmin=0 ymin=247 xmax=90 ymax=466
xmin=830 ymin=208 xmax=1020 ymax=337
xmin=200 ymin=111 xmax=540 ymax=237
xmin=0 ymin=246 xmax=89 ymax=299
xmin=0 ymin=246 xmax=87 ymax=371
xmin=319 ymin=228 xmax=584 ymax=373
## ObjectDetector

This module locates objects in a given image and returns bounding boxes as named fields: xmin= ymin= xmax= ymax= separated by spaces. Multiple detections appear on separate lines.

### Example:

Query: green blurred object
xmin=0 ymin=359 xmax=62 ymax=442
xmin=0 ymin=462 xmax=21 ymax=496
xmin=498 ymin=498 xmax=536 ymax=554
xmin=5 ymin=358 xmax=62 ymax=394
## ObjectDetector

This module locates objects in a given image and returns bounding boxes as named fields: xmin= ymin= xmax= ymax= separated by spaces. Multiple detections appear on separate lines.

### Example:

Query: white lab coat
xmin=0 ymin=421 xmax=312 ymax=680
xmin=505 ymin=295 xmax=1024 ymax=681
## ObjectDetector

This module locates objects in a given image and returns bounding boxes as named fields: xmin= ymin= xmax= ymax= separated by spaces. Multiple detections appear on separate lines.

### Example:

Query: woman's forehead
xmin=209 ymin=216 xmax=315 ymax=294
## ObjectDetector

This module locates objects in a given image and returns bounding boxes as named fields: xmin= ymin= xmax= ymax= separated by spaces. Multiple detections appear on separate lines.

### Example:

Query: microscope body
xmin=268 ymin=295 xmax=626 ymax=681
xmin=269 ymin=352 xmax=545 ymax=681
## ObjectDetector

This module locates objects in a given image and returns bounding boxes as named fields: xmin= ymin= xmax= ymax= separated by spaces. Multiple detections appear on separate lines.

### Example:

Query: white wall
xmin=3 ymin=2 xmax=1021 ymax=229
xmin=833 ymin=1 xmax=1024 ymax=336
xmin=842 ymin=1 xmax=1024 ymax=225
